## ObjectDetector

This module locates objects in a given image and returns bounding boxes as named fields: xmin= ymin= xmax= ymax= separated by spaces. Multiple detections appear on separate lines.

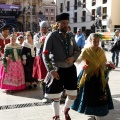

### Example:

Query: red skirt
xmin=32 ymin=56 xmax=47 ymax=80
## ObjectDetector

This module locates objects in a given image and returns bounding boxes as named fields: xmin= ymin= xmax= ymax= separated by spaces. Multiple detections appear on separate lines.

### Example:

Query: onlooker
xmin=67 ymin=26 xmax=75 ymax=38
xmin=111 ymin=30 xmax=120 ymax=67
xmin=75 ymin=28 xmax=85 ymax=49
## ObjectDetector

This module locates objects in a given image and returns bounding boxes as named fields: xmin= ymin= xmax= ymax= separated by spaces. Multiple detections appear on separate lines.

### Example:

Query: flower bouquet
xmin=2 ymin=57 xmax=7 ymax=72
xmin=39 ymin=36 xmax=46 ymax=47
xmin=38 ymin=36 xmax=46 ymax=56
xmin=104 ymin=61 xmax=115 ymax=81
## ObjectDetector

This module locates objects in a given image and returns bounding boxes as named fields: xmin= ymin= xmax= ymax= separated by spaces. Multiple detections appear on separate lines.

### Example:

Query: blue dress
xmin=71 ymin=69 xmax=114 ymax=116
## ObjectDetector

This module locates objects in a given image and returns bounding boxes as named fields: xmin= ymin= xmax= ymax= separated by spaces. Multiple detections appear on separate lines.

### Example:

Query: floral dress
xmin=0 ymin=43 xmax=25 ymax=90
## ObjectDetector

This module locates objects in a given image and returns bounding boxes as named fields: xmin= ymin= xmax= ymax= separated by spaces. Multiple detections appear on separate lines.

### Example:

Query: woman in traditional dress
xmin=32 ymin=36 xmax=47 ymax=81
xmin=16 ymin=35 xmax=24 ymax=45
xmin=0 ymin=34 xmax=25 ymax=94
xmin=33 ymin=21 xmax=49 ymax=102
xmin=22 ymin=31 xmax=38 ymax=89
xmin=71 ymin=33 xmax=114 ymax=120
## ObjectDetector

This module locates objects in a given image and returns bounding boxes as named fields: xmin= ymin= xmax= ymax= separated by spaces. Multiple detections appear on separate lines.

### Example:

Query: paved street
xmin=0 ymin=52 xmax=120 ymax=120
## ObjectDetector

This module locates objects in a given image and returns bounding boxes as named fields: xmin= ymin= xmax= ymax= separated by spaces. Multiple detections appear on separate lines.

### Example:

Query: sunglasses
xmin=43 ymin=27 xmax=48 ymax=30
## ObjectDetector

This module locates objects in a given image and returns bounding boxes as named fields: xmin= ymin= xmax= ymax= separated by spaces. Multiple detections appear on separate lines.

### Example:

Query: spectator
xmin=75 ymin=28 xmax=85 ymax=49
xmin=111 ymin=30 xmax=120 ymax=67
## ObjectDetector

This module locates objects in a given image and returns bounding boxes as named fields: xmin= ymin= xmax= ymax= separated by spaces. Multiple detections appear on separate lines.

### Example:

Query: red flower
xmin=105 ymin=62 xmax=115 ymax=70
xmin=43 ymin=50 xmax=49 ymax=55
xmin=39 ymin=36 xmax=46 ymax=42
xmin=83 ymin=65 xmax=87 ymax=70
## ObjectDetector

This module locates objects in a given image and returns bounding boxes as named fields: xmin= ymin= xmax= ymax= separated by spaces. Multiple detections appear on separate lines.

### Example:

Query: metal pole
xmin=25 ymin=12 xmax=26 ymax=31
xmin=23 ymin=7 xmax=25 ymax=32
xmin=30 ymin=0 xmax=32 ymax=31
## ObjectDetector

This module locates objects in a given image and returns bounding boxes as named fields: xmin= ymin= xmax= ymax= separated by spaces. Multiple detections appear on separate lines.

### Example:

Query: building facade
xmin=56 ymin=0 xmax=120 ymax=36
xmin=0 ymin=0 xmax=56 ymax=32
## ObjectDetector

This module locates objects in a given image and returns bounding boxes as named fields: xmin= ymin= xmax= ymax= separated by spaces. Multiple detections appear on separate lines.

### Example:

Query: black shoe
xmin=33 ymin=84 xmax=37 ymax=88
xmin=9 ymin=90 xmax=14 ymax=94
xmin=28 ymin=85 xmax=32 ymax=89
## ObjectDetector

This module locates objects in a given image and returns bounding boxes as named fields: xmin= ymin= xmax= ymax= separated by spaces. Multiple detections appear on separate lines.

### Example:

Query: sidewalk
xmin=0 ymin=52 xmax=120 ymax=120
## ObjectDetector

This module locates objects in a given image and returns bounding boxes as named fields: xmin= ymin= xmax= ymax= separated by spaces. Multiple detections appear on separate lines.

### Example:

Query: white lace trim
xmin=22 ymin=42 xmax=35 ymax=57
xmin=13 ymin=48 xmax=19 ymax=61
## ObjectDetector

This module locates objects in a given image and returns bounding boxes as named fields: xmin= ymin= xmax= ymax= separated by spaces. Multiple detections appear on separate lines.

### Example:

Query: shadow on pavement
xmin=9 ymin=85 xmax=44 ymax=100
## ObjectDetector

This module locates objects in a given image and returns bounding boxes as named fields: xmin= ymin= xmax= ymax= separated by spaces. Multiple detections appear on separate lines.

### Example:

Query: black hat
xmin=56 ymin=13 xmax=69 ymax=22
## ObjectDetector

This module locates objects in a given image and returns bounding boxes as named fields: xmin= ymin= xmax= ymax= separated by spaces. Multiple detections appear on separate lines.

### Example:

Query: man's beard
xmin=60 ymin=28 xmax=68 ymax=33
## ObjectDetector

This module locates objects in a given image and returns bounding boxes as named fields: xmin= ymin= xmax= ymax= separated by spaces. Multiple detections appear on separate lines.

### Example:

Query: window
xmin=51 ymin=9 xmax=54 ymax=12
xmin=74 ymin=27 xmax=77 ymax=34
xmin=96 ymin=6 xmax=101 ymax=16
xmin=102 ymin=26 xmax=106 ymax=32
xmin=74 ymin=12 xmax=77 ymax=23
xmin=51 ymin=17 xmax=54 ymax=20
xmin=91 ymin=26 xmax=95 ymax=33
xmin=45 ymin=9 xmax=48 ymax=12
xmin=46 ymin=17 xmax=48 ymax=20
xmin=81 ymin=11 xmax=86 ymax=22
xmin=102 ymin=7 xmax=107 ymax=19
xmin=74 ymin=0 xmax=77 ymax=10
xmin=82 ymin=27 xmax=86 ymax=33
xmin=67 ymin=1 xmax=70 ymax=11
xmin=103 ymin=0 xmax=107 ymax=4
xmin=91 ymin=9 xmax=95 ymax=21
xmin=82 ymin=0 xmax=86 ymax=8
xmin=60 ymin=3 xmax=63 ymax=12
xmin=114 ymin=25 xmax=120 ymax=31
xmin=92 ymin=0 xmax=96 ymax=6
xmin=32 ymin=6 xmax=36 ymax=15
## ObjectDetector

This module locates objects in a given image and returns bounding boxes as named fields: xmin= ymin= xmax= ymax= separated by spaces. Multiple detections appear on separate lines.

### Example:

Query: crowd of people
xmin=0 ymin=12 xmax=116 ymax=120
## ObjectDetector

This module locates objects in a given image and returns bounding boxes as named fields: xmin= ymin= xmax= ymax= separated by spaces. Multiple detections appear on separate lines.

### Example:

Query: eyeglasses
xmin=43 ymin=27 xmax=48 ymax=30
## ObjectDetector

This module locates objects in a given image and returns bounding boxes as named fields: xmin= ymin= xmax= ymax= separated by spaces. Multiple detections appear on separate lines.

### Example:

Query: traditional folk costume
xmin=0 ymin=43 xmax=25 ymax=90
xmin=22 ymin=42 xmax=38 ymax=87
xmin=32 ymin=21 xmax=48 ymax=80
xmin=43 ymin=29 xmax=81 ymax=98
xmin=71 ymin=47 xmax=114 ymax=117
xmin=32 ymin=36 xmax=47 ymax=80
xmin=0 ymin=33 xmax=10 ymax=56
xmin=0 ymin=33 xmax=10 ymax=69
xmin=42 ymin=13 xmax=81 ymax=120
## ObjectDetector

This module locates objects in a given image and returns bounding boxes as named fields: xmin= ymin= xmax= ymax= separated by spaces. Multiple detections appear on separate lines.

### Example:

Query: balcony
xmin=13 ymin=0 xmax=22 ymax=5
xmin=0 ymin=0 xmax=7 ymax=4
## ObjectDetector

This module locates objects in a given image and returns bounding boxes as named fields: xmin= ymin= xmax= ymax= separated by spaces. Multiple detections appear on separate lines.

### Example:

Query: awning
xmin=0 ymin=4 xmax=20 ymax=10
xmin=98 ymin=32 xmax=115 ymax=40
